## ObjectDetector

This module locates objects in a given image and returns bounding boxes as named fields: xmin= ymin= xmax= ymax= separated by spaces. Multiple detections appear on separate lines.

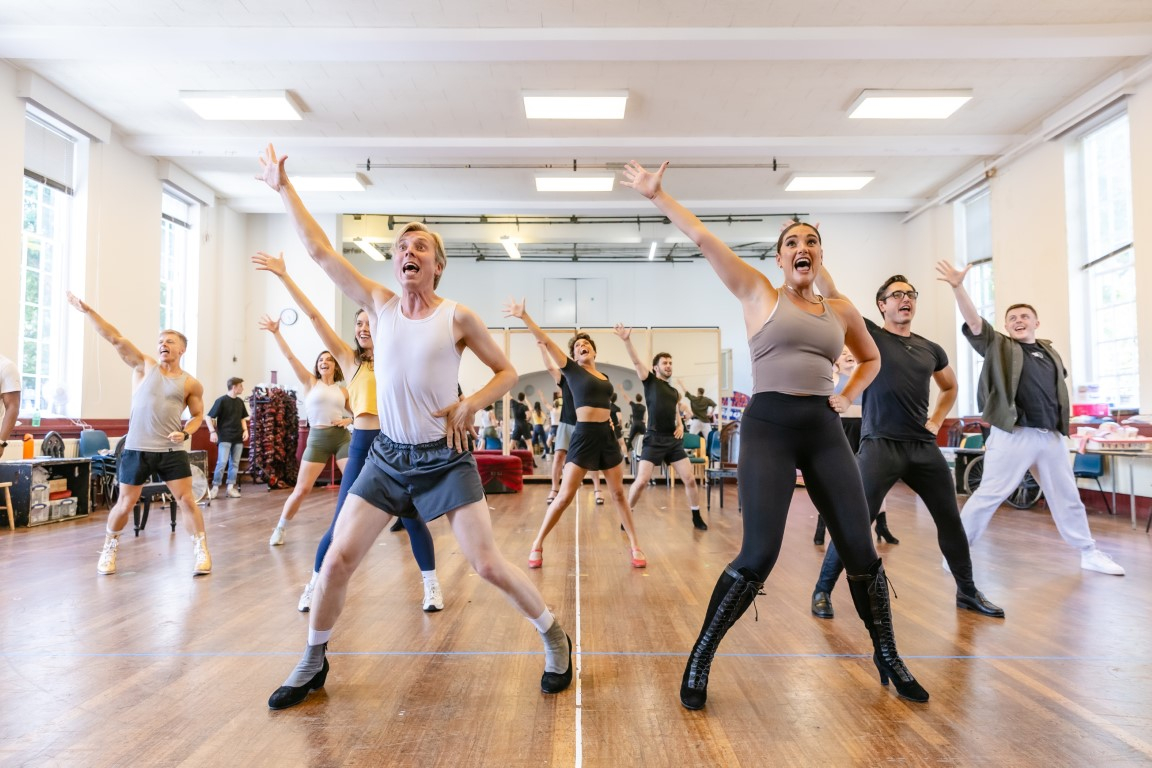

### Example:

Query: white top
xmin=0 ymin=354 xmax=20 ymax=434
xmin=374 ymin=297 xmax=461 ymax=444
xmin=303 ymin=381 xmax=346 ymax=427
xmin=474 ymin=409 xmax=495 ymax=429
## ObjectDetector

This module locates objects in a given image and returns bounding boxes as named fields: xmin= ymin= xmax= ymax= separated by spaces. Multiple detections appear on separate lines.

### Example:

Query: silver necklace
xmin=786 ymin=284 xmax=824 ymax=305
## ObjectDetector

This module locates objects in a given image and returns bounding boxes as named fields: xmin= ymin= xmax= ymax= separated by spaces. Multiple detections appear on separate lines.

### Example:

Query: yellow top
xmin=346 ymin=362 xmax=377 ymax=417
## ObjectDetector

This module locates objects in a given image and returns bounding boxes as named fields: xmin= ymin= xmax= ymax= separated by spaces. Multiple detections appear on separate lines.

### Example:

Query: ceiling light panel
xmin=292 ymin=174 xmax=367 ymax=192
xmin=785 ymin=174 xmax=875 ymax=192
xmin=535 ymin=175 xmax=615 ymax=192
xmin=523 ymin=91 xmax=628 ymax=120
xmin=848 ymin=90 xmax=972 ymax=120
xmin=180 ymin=90 xmax=303 ymax=121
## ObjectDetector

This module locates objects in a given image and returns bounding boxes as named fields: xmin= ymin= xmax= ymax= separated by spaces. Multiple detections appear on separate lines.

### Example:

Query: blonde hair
xmin=159 ymin=329 xmax=188 ymax=350
xmin=391 ymin=221 xmax=447 ymax=288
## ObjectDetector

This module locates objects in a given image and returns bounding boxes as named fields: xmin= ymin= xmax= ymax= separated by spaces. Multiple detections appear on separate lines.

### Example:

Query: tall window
xmin=1077 ymin=113 xmax=1137 ymax=409
xmin=20 ymin=112 xmax=78 ymax=417
xmin=954 ymin=188 xmax=994 ymax=416
xmin=160 ymin=188 xmax=200 ymax=372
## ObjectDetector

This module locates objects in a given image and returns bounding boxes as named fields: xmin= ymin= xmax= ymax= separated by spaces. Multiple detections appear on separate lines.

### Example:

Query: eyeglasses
xmin=882 ymin=290 xmax=919 ymax=301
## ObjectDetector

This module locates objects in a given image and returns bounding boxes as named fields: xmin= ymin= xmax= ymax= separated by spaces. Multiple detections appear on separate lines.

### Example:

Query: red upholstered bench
xmin=475 ymin=453 xmax=523 ymax=494
xmin=473 ymin=449 xmax=536 ymax=477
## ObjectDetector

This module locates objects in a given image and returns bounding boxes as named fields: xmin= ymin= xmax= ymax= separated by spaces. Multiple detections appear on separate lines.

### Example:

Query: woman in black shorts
xmin=505 ymin=300 xmax=646 ymax=569
xmin=624 ymin=160 xmax=927 ymax=709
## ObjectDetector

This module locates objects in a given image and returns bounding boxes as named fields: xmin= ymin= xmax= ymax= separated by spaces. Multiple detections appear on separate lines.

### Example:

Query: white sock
xmin=541 ymin=620 xmax=569 ymax=674
xmin=421 ymin=570 xmax=439 ymax=584
xmin=529 ymin=609 xmax=554 ymax=634
xmin=307 ymin=628 xmax=332 ymax=647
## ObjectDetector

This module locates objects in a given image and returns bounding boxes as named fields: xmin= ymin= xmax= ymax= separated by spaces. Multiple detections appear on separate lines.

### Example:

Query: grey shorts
xmin=302 ymin=425 xmax=351 ymax=463
xmin=555 ymin=422 xmax=575 ymax=453
xmin=348 ymin=433 xmax=484 ymax=522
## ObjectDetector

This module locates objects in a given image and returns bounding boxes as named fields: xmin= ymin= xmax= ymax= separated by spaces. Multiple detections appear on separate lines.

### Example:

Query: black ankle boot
xmin=813 ymin=515 xmax=826 ymax=546
xmin=874 ymin=511 xmax=899 ymax=544
xmin=268 ymin=653 xmax=330 ymax=710
xmin=680 ymin=565 xmax=764 ymax=710
xmin=847 ymin=560 xmax=928 ymax=703
xmin=691 ymin=509 xmax=708 ymax=531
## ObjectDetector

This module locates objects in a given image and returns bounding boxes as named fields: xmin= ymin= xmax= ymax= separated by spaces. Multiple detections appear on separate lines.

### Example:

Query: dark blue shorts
xmin=118 ymin=449 xmax=192 ymax=485
xmin=348 ymin=433 xmax=484 ymax=522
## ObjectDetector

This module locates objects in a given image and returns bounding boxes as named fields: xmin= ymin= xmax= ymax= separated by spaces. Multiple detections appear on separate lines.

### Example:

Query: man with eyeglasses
xmin=936 ymin=261 xmax=1124 ymax=576
xmin=808 ymin=272 xmax=1005 ymax=619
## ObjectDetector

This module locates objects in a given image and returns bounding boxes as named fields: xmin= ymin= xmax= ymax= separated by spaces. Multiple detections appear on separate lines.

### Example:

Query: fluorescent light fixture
xmin=648 ymin=241 xmax=657 ymax=261
xmin=535 ymin=175 xmax=615 ymax=192
xmin=352 ymin=238 xmax=387 ymax=261
xmin=523 ymin=91 xmax=628 ymax=119
xmin=179 ymin=90 xmax=303 ymax=121
xmin=785 ymin=174 xmax=874 ymax=192
xmin=292 ymin=173 xmax=368 ymax=193
xmin=500 ymin=236 xmax=521 ymax=260
xmin=848 ymin=90 xmax=972 ymax=120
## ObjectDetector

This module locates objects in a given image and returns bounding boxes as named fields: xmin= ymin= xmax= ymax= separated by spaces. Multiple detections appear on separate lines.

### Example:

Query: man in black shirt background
xmin=207 ymin=377 xmax=249 ymax=499
xmin=614 ymin=324 xmax=706 ymax=530
xmin=810 ymin=271 xmax=1004 ymax=619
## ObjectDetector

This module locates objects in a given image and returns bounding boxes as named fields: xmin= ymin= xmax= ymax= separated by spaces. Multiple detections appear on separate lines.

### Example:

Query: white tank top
xmin=374 ymin=297 xmax=462 ymax=444
xmin=304 ymin=381 xmax=346 ymax=427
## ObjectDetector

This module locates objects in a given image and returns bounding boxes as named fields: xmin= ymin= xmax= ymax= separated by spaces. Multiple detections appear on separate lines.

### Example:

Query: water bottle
xmin=32 ymin=410 xmax=41 ymax=428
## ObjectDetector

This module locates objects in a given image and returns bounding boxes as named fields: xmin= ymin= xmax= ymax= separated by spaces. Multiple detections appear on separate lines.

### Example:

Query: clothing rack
xmin=248 ymin=385 xmax=300 ymax=489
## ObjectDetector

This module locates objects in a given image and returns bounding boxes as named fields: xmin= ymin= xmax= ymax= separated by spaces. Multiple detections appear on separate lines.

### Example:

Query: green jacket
xmin=961 ymin=318 xmax=1070 ymax=436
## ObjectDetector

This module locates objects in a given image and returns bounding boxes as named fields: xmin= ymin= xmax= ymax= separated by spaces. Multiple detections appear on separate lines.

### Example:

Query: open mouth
xmin=402 ymin=261 xmax=420 ymax=275
xmin=793 ymin=257 xmax=812 ymax=271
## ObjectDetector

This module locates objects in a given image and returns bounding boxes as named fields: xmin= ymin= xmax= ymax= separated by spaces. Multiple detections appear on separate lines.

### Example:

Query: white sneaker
xmin=192 ymin=533 xmax=212 ymax=575
xmin=422 ymin=580 xmax=444 ymax=612
xmin=269 ymin=526 xmax=286 ymax=546
xmin=226 ymin=484 xmax=241 ymax=498
xmin=1081 ymin=549 xmax=1125 ymax=576
xmin=97 ymin=535 xmax=119 ymax=575
xmin=298 ymin=576 xmax=317 ymax=612
xmin=208 ymin=485 xmax=219 ymax=500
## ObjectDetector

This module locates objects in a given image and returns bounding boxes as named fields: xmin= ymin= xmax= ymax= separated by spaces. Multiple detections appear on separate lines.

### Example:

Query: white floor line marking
xmin=573 ymin=490 xmax=583 ymax=768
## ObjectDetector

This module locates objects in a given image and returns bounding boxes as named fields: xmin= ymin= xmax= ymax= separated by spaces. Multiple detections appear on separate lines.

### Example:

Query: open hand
xmin=433 ymin=400 xmax=476 ymax=452
xmin=935 ymin=260 xmax=971 ymax=288
xmin=65 ymin=291 xmax=91 ymax=314
xmin=612 ymin=323 xmax=631 ymax=341
xmin=256 ymin=143 xmax=289 ymax=191
xmin=502 ymin=297 xmax=526 ymax=320
xmin=252 ymin=251 xmax=287 ymax=277
xmin=257 ymin=314 xmax=280 ymax=334
xmin=620 ymin=160 xmax=668 ymax=200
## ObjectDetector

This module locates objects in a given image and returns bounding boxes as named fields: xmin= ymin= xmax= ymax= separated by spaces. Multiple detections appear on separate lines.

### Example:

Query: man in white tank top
xmin=66 ymin=292 xmax=211 ymax=577
xmin=258 ymin=145 xmax=573 ymax=710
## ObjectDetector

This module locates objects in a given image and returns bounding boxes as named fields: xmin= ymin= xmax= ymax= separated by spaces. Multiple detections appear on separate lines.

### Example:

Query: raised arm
xmin=927 ymin=365 xmax=959 ymax=436
xmin=257 ymin=314 xmax=317 ymax=391
xmin=256 ymin=144 xmax=393 ymax=313
xmin=814 ymin=262 xmax=845 ymax=302
xmin=252 ymin=250 xmax=356 ymax=370
xmin=935 ymin=261 xmax=982 ymax=335
xmin=829 ymin=299 xmax=881 ymax=411
xmin=622 ymin=161 xmax=773 ymax=306
xmin=66 ymin=291 xmax=149 ymax=372
xmin=612 ymin=324 xmax=650 ymax=380
xmin=434 ymin=306 xmax=518 ymax=451
xmin=538 ymin=341 xmax=562 ymax=384
xmin=503 ymin=298 xmax=568 ymax=368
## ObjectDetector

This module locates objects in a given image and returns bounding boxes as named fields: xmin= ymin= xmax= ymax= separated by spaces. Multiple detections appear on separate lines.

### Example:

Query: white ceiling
xmin=3 ymin=1 xmax=1152 ymax=252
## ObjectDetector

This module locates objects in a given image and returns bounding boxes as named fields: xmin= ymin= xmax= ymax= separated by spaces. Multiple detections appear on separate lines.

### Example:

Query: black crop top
xmin=561 ymin=358 xmax=613 ymax=410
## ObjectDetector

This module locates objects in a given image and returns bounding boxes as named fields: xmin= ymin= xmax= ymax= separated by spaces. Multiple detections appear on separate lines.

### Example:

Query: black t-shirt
xmin=609 ymin=402 xmax=622 ymax=436
xmin=510 ymin=399 xmax=530 ymax=425
xmin=559 ymin=378 xmax=576 ymax=425
xmin=629 ymin=400 xmax=646 ymax=426
xmin=208 ymin=394 xmax=249 ymax=443
xmin=685 ymin=392 xmax=716 ymax=420
xmin=561 ymin=358 xmax=613 ymax=409
xmin=861 ymin=319 xmax=948 ymax=443
xmin=642 ymin=374 xmax=681 ymax=434
xmin=1014 ymin=342 xmax=1061 ymax=430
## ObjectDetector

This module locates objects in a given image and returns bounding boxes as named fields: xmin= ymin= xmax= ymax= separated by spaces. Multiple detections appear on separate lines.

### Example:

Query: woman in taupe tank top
xmin=624 ymin=161 xmax=928 ymax=710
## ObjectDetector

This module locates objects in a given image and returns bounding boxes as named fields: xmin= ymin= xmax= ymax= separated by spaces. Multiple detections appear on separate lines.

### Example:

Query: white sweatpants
xmin=960 ymin=426 xmax=1096 ymax=552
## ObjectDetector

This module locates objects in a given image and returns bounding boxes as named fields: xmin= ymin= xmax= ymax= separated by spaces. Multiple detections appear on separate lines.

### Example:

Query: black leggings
xmin=731 ymin=392 xmax=877 ymax=581
xmin=815 ymin=438 xmax=975 ymax=593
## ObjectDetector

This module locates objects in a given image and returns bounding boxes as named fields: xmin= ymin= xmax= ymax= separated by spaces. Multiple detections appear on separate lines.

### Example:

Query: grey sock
xmin=282 ymin=643 xmax=326 ymax=687
xmin=541 ymin=621 xmax=569 ymax=675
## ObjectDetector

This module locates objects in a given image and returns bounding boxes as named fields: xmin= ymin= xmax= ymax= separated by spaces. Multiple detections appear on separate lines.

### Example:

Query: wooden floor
xmin=2 ymin=459 xmax=1151 ymax=767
